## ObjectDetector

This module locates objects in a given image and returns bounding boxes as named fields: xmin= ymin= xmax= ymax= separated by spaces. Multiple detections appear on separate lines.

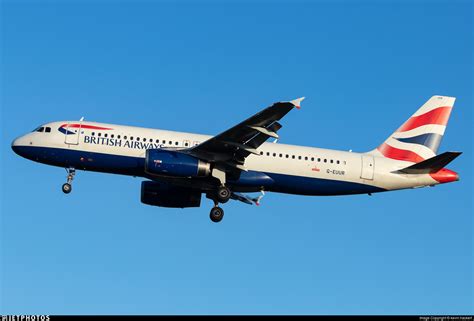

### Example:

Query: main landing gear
xmin=217 ymin=185 xmax=231 ymax=203
xmin=62 ymin=167 xmax=76 ymax=194
xmin=208 ymin=185 xmax=231 ymax=223
xmin=210 ymin=205 xmax=224 ymax=223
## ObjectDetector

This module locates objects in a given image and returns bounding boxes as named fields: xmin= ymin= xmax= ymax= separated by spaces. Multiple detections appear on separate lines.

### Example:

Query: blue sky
xmin=1 ymin=0 xmax=472 ymax=315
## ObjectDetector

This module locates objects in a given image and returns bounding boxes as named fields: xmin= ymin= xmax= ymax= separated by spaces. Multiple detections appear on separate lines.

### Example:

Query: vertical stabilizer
xmin=371 ymin=95 xmax=455 ymax=163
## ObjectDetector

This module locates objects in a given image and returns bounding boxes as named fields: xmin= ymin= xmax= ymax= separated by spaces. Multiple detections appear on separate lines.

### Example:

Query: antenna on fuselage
xmin=79 ymin=116 xmax=84 ymax=121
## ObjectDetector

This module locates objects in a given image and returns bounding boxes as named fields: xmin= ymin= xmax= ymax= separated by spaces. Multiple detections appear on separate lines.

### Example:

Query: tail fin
xmin=371 ymin=95 xmax=456 ymax=163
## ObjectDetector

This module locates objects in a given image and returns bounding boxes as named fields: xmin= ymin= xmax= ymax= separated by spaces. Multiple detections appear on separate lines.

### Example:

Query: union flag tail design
xmin=371 ymin=95 xmax=455 ymax=163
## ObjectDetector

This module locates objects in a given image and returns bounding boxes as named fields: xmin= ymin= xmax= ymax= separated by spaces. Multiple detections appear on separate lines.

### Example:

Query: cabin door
xmin=360 ymin=155 xmax=375 ymax=180
xmin=64 ymin=122 xmax=82 ymax=145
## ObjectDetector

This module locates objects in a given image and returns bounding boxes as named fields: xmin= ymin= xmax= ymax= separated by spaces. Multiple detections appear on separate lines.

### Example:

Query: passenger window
xmin=311 ymin=157 xmax=314 ymax=161
xmin=175 ymin=142 xmax=179 ymax=146
xmin=336 ymin=160 xmax=340 ymax=164
xmin=124 ymin=136 xmax=127 ymax=139
xmin=298 ymin=156 xmax=302 ymax=160
xmin=185 ymin=142 xmax=189 ymax=147
xmin=117 ymin=135 xmax=121 ymax=139
xmin=169 ymin=141 xmax=173 ymax=145
xmin=130 ymin=136 xmax=133 ymax=140
xmin=98 ymin=133 xmax=101 ymax=137
xmin=324 ymin=159 xmax=327 ymax=163
xmin=104 ymin=134 xmax=108 ymax=138
xmin=330 ymin=159 xmax=333 ymax=164
xmin=92 ymin=132 xmax=95 ymax=136
xmin=273 ymin=153 xmax=276 ymax=157
xmin=285 ymin=154 xmax=289 ymax=158
xmin=279 ymin=153 xmax=282 ymax=157
xmin=45 ymin=127 xmax=51 ymax=133
xmin=305 ymin=157 xmax=308 ymax=161
xmin=318 ymin=158 xmax=321 ymax=162
xmin=111 ymin=134 xmax=114 ymax=138
xmin=292 ymin=155 xmax=295 ymax=159
xmin=266 ymin=152 xmax=270 ymax=156
xmin=136 ymin=137 xmax=140 ymax=141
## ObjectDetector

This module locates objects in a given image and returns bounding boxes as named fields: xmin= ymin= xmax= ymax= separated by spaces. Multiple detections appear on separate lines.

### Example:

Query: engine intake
xmin=145 ymin=149 xmax=210 ymax=177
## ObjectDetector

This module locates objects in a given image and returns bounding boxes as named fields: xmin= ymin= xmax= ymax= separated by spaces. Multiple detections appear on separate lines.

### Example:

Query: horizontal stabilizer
xmin=396 ymin=151 xmax=462 ymax=174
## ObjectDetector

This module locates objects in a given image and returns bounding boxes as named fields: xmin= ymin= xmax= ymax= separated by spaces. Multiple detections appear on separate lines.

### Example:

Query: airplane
xmin=11 ymin=95 xmax=461 ymax=223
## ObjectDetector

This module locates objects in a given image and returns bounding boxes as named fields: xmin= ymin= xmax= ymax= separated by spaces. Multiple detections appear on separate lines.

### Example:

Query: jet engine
xmin=145 ymin=149 xmax=210 ymax=177
xmin=141 ymin=181 xmax=202 ymax=208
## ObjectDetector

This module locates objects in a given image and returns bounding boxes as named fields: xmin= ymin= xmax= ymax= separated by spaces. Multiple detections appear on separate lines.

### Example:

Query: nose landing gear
xmin=62 ymin=167 xmax=76 ymax=194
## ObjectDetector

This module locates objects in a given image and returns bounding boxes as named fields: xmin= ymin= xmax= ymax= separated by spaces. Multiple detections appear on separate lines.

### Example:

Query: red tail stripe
xmin=377 ymin=143 xmax=425 ymax=163
xmin=397 ymin=106 xmax=452 ymax=132
xmin=60 ymin=124 xmax=112 ymax=130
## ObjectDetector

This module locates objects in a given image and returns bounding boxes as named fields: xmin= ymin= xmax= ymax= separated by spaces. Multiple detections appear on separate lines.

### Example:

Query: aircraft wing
xmin=231 ymin=191 xmax=265 ymax=206
xmin=185 ymin=97 xmax=304 ymax=169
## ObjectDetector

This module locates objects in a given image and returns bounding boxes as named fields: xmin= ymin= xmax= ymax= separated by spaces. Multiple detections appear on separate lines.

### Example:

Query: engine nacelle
xmin=141 ymin=181 xmax=202 ymax=208
xmin=145 ymin=149 xmax=210 ymax=177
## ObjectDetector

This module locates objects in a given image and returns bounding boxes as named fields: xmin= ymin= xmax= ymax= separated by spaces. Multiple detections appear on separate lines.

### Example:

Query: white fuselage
xmin=12 ymin=120 xmax=444 ymax=195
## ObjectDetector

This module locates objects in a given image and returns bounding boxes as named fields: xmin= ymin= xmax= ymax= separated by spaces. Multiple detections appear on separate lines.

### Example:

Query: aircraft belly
xmin=14 ymin=145 xmax=144 ymax=176
xmin=263 ymin=172 xmax=386 ymax=195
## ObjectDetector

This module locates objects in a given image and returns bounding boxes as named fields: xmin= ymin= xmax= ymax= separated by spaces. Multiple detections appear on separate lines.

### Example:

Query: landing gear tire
xmin=62 ymin=167 xmax=76 ymax=194
xmin=210 ymin=207 xmax=224 ymax=223
xmin=217 ymin=185 xmax=231 ymax=204
xmin=62 ymin=183 xmax=72 ymax=194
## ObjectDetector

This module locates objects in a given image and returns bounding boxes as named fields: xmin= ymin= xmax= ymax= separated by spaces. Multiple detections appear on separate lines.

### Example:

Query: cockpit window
xmin=32 ymin=126 xmax=51 ymax=133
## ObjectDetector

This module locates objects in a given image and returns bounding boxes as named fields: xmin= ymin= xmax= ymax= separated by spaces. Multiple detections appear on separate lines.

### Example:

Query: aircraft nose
xmin=11 ymin=138 xmax=20 ymax=154
xmin=11 ymin=136 xmax=27 ymax=157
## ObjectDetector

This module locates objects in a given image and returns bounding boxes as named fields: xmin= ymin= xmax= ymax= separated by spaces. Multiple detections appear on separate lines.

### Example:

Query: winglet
xmin=290 ymin=97 xmax=305 ymax=109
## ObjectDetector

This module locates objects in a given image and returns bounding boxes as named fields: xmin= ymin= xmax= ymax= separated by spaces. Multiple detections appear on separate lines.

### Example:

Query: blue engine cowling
xmin=145 ymin=149 xmax=211 ymax=177
xmin=141 ymin=181 xmax=201 ymax=208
